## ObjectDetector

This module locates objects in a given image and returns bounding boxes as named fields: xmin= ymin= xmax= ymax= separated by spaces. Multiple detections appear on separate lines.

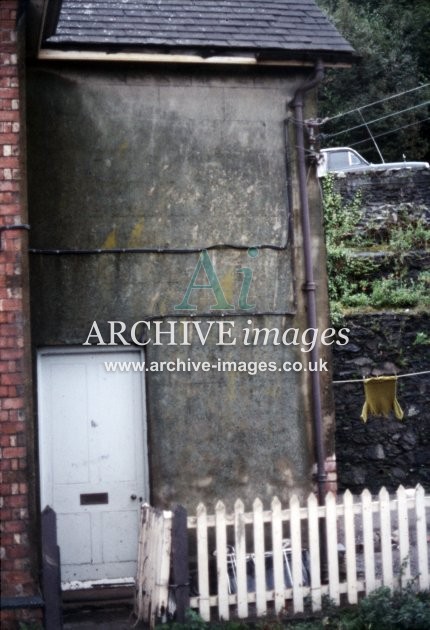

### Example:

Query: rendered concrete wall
xmin=27 ymin=64 xmax=333 ymax=509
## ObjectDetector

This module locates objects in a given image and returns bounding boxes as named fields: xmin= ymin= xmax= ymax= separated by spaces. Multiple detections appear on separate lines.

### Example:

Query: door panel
xmin=38 ymin=349 xmax=149 ymax=585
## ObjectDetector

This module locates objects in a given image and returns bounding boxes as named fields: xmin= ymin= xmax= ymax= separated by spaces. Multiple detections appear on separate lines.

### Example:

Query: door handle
xmin=130 ymin=494 xmax=143 ymax=501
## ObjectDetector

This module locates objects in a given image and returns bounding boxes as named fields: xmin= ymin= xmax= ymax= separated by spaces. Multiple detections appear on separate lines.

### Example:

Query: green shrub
xmin=161 ymin=587 xmax=430 ymax=629
xmin=322 ymin=176 xmax=430 ymax=319
xmin=356 ymin=586 xmax=430 ymax=630
xmin=413 ymin=331 xmax=430 ymax=345
xmin=389 ymin=218 xmax=430 ymax=254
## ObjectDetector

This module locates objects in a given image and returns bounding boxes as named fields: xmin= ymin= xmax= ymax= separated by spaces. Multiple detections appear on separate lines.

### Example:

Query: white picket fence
xmin=186 ymin=485 xmax=429 ymax=621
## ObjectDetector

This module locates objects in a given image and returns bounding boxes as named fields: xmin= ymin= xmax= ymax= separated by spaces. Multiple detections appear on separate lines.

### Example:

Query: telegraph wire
xmin=321 ymin=83 xmax=430 ymax=124
xmin=323 ymin=101 xmax=430 ymax=140
xmin=349 ymin=116 xmax=430 ymax=148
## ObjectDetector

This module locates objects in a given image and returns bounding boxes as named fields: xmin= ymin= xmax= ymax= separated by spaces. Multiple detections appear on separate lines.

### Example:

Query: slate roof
xmin=44 ymin=0 xmax=355 ymax=61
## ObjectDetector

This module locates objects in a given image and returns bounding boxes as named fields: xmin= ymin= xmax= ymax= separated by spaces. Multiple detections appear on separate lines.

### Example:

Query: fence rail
xmin=186 ymin=485 xmax=429 ymax=621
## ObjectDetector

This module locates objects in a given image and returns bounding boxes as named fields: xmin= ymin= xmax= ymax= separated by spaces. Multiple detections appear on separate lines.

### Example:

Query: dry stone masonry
xmin=330 ymin=168 xmax=430 ymax=493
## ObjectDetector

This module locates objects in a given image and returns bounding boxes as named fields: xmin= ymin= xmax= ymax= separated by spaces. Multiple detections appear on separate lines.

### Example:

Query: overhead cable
xmin=322 ymin=83 xmax=430 ymax=123
xmin=324 ymin=101 xmax=430 ymax=140
xmin=349 ymin=116 xmax=430 ymax=148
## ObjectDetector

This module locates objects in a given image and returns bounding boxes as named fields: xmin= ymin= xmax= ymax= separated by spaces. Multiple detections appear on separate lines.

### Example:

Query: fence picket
xmin=253 ymin=498 xmax=267 ymax=616
xmin=135 ymin=505 xmax=172 ymax=628
xmin=185 ymin=486 xmax=429 ymax=622
xmin=307 ymin=493 xmax=321 ymax=611
xmin=215 ymin=501 xmax=229 ymax=620
xmin=196 ymin=503 xmax=210 ymax=621
xmin=379 ymin=487 xmax=394 ymax=589
xmin=343 ymin=490 xmax=357 ymax=604
xmin=361 ymin=489 xmax=375 ymax=594
xmin=234 ymin=499 xmax=248 ymax=618
xmin=415 ymin=485 xmax=429 ymax=590
xmin=271 ymin=496 xmax=285 ymax=613
xmin=396 ymin=486 xmax=411 ymax=588
xmin=325 ymin=492 xmax=340 ymax=605
xmin=290 ymin=494 xmax=304 ymax=613
xmin=157 ymin=509 xmax=172 ymax=620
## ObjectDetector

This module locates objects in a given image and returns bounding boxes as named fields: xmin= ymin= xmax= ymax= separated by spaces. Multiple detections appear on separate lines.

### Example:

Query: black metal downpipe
xmin=289 ymin=60 xmax=327 ymax=505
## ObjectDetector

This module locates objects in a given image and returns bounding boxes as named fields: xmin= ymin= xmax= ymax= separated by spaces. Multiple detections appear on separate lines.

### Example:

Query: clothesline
xmin=332 ymin=369 xmax=430 ymax=385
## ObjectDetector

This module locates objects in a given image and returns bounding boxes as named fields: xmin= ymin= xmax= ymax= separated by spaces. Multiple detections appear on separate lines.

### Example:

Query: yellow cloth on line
xmin=360 ymin=375 xmax=404 ymax=422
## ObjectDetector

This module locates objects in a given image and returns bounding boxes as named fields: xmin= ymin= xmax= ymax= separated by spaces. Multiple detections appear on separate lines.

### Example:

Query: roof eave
xmin=38 ymin=42 xmax=356 ymax=68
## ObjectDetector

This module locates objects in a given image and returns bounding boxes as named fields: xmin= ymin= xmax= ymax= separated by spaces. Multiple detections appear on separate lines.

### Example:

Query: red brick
xmin=2 ymin=446 xmax=26 ymax=458
xmin=0 ymin=398 xmax=24 ymax=410
xmin=0 ymin=534 xmax=14 ymax=547
xmin=0 ymin=337 xmax=15 ymax=348
xmin=1 ymin=2 xmax=38 ymax=603
xmin=0 ymin=156 xmax=19 ymax=168
xmin=0 ymin=458 xmax=11 ymax=470
xmin=2 ymin=469 xmax=26 ymax=484
xmin=3 ymin=520 xmax=27 ymax=533
xmin=0 ymin=111 xmax=19 ymax=122
xmin=0 ymin=133 xmax=19 ymax=144
xmin=0 ymin=191 xmax=18 ymax=203
xmin=3 ymin=495 xmax=27 ymax=509
xmin=0 ymin=380 xmax=24 ymax=395
xmin=0 ymin=421 xmax=25 ymax=434
xmin=0 ymin=349 xmax=22 ymax=361
xmin=0 ymin=65 xmax=17 ymax=76
xmin=0 ymin=88 xmax=19 ymax=99
xmin=0 ymin=299 xmax=22 ymax=311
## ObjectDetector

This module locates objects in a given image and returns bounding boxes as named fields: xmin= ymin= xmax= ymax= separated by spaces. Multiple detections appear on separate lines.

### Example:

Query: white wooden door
xmin=38 ymin=349 xmax=149 ymax=586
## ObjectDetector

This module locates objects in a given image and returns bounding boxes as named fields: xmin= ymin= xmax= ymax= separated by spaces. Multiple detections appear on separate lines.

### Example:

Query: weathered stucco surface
xmin=27 ymin=64 xmax=333 ymax=509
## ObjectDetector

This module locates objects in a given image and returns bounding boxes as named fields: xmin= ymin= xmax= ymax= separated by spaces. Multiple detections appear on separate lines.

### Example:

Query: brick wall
xmin=1 ymin=2 xmax=42 ymax=626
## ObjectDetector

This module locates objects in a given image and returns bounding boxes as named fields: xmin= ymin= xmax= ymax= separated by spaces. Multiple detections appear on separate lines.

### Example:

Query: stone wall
xmin=331 ymin=169 xmax=430 ymax=251
xmin=332 ymin=167 xmax=430 ymax=208
xmin=333 ymin=313 xmax=429 ymax=493
xmin=330 ymin=167 xmax=430 ymax=494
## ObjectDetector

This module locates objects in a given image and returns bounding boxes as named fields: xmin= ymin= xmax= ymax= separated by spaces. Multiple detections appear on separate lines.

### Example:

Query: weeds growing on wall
xmin=321 ymin=176 xmax=430 ymax=325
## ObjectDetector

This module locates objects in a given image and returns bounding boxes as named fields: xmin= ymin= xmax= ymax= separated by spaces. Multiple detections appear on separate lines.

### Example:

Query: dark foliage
xmin=316 ymin=0 xmax=430 ymax=162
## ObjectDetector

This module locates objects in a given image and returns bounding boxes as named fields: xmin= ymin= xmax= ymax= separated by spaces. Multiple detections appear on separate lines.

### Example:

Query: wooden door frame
xmin=36 ymin=345 xmax=150 ymax=543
